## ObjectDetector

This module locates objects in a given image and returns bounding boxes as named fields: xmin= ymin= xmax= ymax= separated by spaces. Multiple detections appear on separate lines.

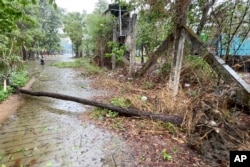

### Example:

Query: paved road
xmin=0 ymin=55 xmax=134 ymax=167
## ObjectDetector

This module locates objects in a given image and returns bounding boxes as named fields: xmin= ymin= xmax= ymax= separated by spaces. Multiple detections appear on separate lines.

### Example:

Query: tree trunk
xmin=196 ymin=0 xmax=216 ymax=36
xmin=18 ymin=88 xmax=183 ymax=125
xmin=75 ymin=45 xmax=79 ymax=57
xmin=22 ymin=46 xmax=27 ymax=61
xmin=100 ymin=46 xmax=104 ymax=67
xmin=141 ymin=44 xmax=144 ymax=64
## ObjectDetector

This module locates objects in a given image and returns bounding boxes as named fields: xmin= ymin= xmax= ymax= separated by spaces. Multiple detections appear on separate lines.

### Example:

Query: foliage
xmin=105 ymin=41 xmax=126 ymax=63
xmin=0 ymin=37 xmax=24 ymax=79
xmin=94 ymin=0 xmax=109 ymax=14
xmin=111 ymin=97 xmax=131 ymax=108
xmin=143 ymin=81 xmax=154 ymax=89
xmin=0 ymin=70 xmax=28 ymax=102
xmin=10 ymin=71 xmax=29 ymax=87
xmin=0 ymin=0 xmax=62 ymax=81
xmin=39 ymin=0 xmax=63 ymax=54
xmin=211 ymin=0 xmax=250 ymax=57
xmin=85 ymin=11 xmax=113 ymax=57
xmin=81 ymin=58 xmax=103 ymax=75
xmin=162 ymin=149 xmax=172 ymax=161
xmin=182 ymin=55 xmax=215 ymax=85
xmin=63 ymin=11 xmax=86 ymax=57
xmin=136 ymin=6 xmax=173 ymax=56
xmin=158 ymin=62 xmax=171 ymax=77
xmin=0 ymin=86 xmax=12 ymax=102
xmin=91 ymin=108 xmax=118 ymax=119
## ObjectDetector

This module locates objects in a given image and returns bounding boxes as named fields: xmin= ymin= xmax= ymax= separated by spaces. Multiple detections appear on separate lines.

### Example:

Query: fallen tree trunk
xmin=18 ymin=88 xmax=183 ymax=126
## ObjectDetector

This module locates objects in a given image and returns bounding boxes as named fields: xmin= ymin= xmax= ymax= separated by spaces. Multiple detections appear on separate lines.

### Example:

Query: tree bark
xmin=18 ymin=88 xmax=183 ymax=126
xmin=196 ymin=0 xmax=216 ymax=36
xmin=22 ymin=46 xmax=27 ymax=61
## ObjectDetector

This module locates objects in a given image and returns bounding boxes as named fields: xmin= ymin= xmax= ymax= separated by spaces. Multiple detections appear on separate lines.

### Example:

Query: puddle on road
xmin=0 ymin=55 xmax=135 ymax=167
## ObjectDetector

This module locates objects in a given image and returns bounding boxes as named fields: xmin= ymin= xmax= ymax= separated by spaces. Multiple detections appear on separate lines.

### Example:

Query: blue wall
xmin=218 ymin=36 xmax=250 ymax=56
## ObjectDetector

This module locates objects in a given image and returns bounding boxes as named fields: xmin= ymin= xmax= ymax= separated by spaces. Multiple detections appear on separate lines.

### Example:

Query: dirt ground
xmin=79 ymin=72 xmax=213 ymax=167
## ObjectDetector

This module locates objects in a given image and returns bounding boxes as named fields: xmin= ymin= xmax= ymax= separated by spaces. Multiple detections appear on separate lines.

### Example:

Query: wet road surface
xmin=0 ymin=55 xmax=135 ymax=167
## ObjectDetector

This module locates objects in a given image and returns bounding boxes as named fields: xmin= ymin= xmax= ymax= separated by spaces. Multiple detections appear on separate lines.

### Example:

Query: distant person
xmin=40 ymin=55 xmax=45 ymax=65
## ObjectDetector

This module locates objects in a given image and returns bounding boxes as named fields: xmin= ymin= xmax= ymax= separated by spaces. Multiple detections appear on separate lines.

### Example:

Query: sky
xmin=55 ymin=0 xmax=112 ymax=14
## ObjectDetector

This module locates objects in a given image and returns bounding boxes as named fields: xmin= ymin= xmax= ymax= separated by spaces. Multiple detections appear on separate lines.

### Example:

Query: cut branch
xmin=18 ymin=88 xmax=183 ymax=126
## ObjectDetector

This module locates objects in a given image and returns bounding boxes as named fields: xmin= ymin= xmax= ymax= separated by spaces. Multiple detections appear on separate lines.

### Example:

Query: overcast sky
xmin=55 ymin=0 xmax=112 ymax=13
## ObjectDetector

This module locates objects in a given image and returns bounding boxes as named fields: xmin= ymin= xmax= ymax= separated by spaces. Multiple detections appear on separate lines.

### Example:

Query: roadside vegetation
xmin=52 ymin=57 xmax=103 ymax=75
xmin=0 ymin=71 xmax=28 ymax=102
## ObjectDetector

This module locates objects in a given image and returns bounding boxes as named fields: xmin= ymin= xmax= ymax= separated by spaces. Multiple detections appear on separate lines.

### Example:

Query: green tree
xmin=63 ymin=12 xmax=86 ymax=57
xmin=94 ymin=0 xmax=109 ymax=14
xmin=0 ymin=0 xmax=60 ymax=88
xmin=85 ymin=6 xmax=113 ymax=66
xmin=39 ymin=0 xmax=63 ymax=55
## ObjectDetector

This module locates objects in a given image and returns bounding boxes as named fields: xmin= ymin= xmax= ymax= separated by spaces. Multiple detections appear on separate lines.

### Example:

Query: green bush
xmin=91 ymin=108 xmax=118 ymax=119
xmin=0 ymin=71 xmax=28 ymax=102
xmin=0 ymin=86 xmax=11 ymax=102
xmin=111 ymin=97 xmax=131 ymax=108
xmin=10 ymin=71 xmax=29 ymax=87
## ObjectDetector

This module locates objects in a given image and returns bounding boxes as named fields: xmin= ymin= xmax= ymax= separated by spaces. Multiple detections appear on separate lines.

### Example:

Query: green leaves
xmin=63 ymin=12 xmax=86 ymax=56
xmin=162 ymin=149 xmax=172 ymax=161
xmin=111 ymin=97 xmax=131 ymax=108
xmin=105 ymin=41 xmax=125 ymax=63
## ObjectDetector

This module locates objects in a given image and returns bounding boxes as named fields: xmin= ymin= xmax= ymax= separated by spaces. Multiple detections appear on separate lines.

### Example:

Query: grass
xmin=52 ymin=59 xmax=83 ymax=68
xmin=0 ymin=86 xmax=12 ymax=102
xmin=52 ymin=57 xmax=102 ymax=75
xmin=110 ymin=97 xmax=131 ymax=108
xmin=90 ymin=108 xmax=118 ymax=120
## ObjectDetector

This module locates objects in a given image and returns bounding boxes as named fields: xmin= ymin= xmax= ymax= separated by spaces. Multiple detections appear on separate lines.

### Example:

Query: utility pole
xmin=119 ymin=5 xmax=122 ymax=36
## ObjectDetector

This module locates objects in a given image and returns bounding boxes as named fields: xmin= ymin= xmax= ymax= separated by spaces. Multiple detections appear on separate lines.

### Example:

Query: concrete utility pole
xmin=129 ymin=14 xmax=137 ymax=76
xmin=119 ymin=5 xmax=122 ymax=36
